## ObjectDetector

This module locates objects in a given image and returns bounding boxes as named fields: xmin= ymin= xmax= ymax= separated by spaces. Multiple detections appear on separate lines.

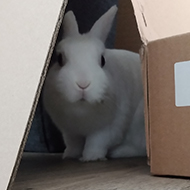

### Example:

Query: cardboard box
xmin=116 ymin=0 xmax=190 ymax=177
xmin=0 ymin=1 xmax=67 ymax=189
xmin=2 ymin=0 xmax=190 ymax=189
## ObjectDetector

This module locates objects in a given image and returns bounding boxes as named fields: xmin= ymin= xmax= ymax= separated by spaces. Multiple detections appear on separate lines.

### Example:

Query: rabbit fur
xmin=43 ymin=5 xmax=146 ymax=161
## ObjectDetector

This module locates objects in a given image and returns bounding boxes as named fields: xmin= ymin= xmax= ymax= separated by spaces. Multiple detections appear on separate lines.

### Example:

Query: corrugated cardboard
xmin=0 ymin=1 xmax=67 ymax=189
xmin=116 ymin=0 xmax=190 ymax=177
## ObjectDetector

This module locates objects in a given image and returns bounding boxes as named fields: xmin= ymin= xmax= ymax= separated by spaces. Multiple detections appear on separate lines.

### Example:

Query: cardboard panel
xmin=0 ymin=1 xmax=66 ymax=189
xmin=140 ymin=46 xmax=150 ymax=163
xmin=147 ymin=34 xmax=190 ymax=176
xmin=115 ymin=0 xmax=141 ymax=52
xmin=131 ymin=0 xmax=190 ymax=44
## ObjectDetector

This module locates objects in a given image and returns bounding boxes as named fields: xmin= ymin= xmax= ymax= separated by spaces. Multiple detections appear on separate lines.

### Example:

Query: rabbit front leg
xmin=62 ymin=133 xmax=85 ymax=159
xmin=80 ymin=130 xmax=111 ymax=162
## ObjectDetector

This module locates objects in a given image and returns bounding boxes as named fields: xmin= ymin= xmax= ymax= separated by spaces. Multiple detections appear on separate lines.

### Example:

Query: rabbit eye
xmin=57 ymin=53 xmax=64 ymax=67
xmin=101 ymin=55 xmax=106 ymax=68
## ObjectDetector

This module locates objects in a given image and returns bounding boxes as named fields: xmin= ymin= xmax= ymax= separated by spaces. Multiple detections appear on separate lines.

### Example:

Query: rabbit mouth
xmin=78 ymin=91 xmax=90 ymax=102
xmin=76 ymin=91 xmax=105 ymax=104
xmin=79 ymin=92 xmax=86 ymax=102
xmin=78 ymin=97 xmax=104 ymax=104
xmin=80 ymin=98 xmax=86 ymax=102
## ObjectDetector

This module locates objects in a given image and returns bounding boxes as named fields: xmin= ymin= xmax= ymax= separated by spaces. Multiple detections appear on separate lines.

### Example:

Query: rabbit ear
xmin=89 ymin=5 xmax=118 ymax=43
xmin=63 ymin=11 xmax=79 ymax=37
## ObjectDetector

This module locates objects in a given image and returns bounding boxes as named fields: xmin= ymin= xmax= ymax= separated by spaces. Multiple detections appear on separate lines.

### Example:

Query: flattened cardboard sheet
xmin=131 ymin=0 xmax=190 ymax=44
xmin=0 ymin=1 xmax=66 ymax=189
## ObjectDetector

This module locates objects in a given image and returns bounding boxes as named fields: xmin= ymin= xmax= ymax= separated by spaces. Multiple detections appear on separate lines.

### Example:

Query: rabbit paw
xmin=62 ymin=147 xmax=82 ymax=160
xmin=80 ymin=156 xmax=107 ymax=162
xmin=80 ymin=149 xmax=107 ymax=162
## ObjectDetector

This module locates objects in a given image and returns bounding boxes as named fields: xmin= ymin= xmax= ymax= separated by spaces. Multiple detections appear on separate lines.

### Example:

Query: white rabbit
xmin=43 ymin=5 xmax=146 ymax=161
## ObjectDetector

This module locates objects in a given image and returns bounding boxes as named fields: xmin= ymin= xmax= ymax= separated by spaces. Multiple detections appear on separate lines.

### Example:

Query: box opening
xmin=11 ymin=0 xmax=148 ymax=188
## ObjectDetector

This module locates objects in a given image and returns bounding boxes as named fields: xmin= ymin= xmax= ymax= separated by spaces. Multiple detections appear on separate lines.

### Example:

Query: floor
xmin=11 ymin=153 xmax=190 ymax=190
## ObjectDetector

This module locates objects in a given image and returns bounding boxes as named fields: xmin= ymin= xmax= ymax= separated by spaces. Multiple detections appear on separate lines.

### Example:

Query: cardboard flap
xmin=0 ymin=1 xmax=66 ymax=189
xmin=131 ymin=0 xmax=190 ymax=44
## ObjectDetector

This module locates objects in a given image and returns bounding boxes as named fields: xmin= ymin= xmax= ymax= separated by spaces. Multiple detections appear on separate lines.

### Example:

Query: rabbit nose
xmin=77 ymin=82 xmax=90 ymax=90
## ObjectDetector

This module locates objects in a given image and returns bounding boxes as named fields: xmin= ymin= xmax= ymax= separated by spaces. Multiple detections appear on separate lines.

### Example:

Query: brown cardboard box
xmin=0 ymin=0 xmax=67 ymax=189
xmin=116 ymin=0 xmax=190 ymax=177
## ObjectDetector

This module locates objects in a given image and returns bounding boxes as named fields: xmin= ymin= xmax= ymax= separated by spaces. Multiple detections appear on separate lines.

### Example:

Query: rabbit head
xmin=49 ymin=6 xmax=118 ymax=104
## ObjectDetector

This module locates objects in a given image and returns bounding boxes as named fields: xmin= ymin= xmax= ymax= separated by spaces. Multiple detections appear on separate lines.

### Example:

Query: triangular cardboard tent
xmin=116 ymin=0 xmax=190 ymax=177
xmin=0 ymin=0 xmax=67 ymax=189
